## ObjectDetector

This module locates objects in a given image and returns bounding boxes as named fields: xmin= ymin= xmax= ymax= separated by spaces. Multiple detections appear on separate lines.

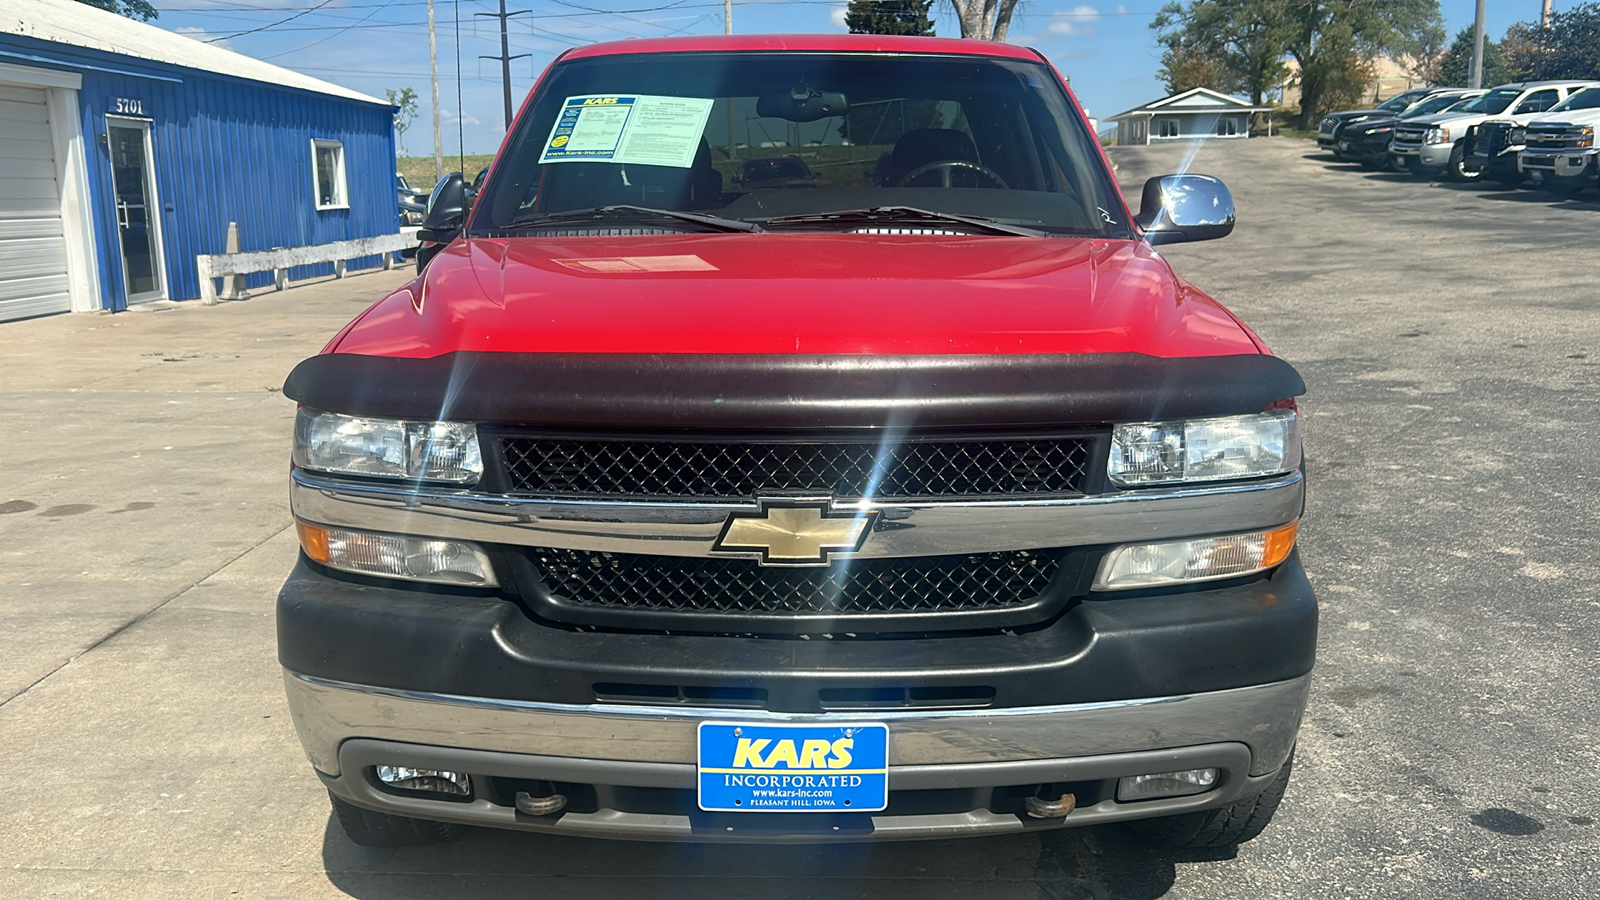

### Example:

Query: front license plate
xmin=697 ymin=722 xmax=888 ymax=813
xmin=1531 ymin=169 xmax=1545 ymax=182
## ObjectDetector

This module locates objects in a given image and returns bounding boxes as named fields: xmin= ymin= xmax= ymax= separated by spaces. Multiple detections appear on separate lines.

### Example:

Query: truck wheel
xmin=328 ymin=792 xmax=468 ymax=847
xmin=1444 ymin=143 xmax=1480 ymax=182
xmin=1124 ymin=753 xmax=1293 ymax=849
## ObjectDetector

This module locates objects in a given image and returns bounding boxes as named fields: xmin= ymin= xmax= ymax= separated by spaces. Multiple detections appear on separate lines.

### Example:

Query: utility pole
xmin=429 ymin=0 xmax=443 ymax=180
xmin=724 ymin=0 xmax=735 ymax=162
xmin=1542 ymin=0 xmax=1553 ymax=26
xmin=477 ymin=0 xmax=529 ymax=131
xmin=1469 ymin=0 xmax=1486 ymax=88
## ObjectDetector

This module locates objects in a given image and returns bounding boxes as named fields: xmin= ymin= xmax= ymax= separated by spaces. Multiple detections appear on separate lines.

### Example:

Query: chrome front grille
xmin=496 ymin=433 xmax=1098 ymax=500
xmin=1392 ymin=125 xmax=1427 ymax=147
xmin=1524 ymin=125 xmax=1590 ymax=151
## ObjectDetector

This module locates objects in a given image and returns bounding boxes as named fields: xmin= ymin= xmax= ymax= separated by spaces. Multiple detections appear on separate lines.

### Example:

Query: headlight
xmin=1364 ymin=126 xmax=1392 ymax=136
xmin=293 ymin=408 xmax=482 ymax=484
xmin=1425 ymin=126 xmax=1450 ymax=145
xmin=1108 ymin=409 xmax=1299 ymax=487
xmin=297 ymin=522 xmax=497 ymax=587
xmin=1579 ymin=126 xmax=1595 ymax=148
xmin=1509 ymin=127 xmax=1526 ymax=144
xmin=1093 ymin=522 xmax=1299 ymax=590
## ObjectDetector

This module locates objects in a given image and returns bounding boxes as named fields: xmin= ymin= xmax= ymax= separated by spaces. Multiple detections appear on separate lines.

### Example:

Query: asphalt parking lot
xmin=2 ymin=136 xmax=1596 ymax=898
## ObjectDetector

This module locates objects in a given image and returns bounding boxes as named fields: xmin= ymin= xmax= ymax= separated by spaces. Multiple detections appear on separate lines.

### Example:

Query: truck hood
xmin=333 ymin=233 xmax=1263 ymax=358
xmin=1528 ymin=107 xmax=1600 ymax=126
xmin=1407 ymin=111 xmax=1490 ymax=127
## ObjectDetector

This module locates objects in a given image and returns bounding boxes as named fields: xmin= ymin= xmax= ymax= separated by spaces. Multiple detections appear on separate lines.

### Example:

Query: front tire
xmin=329 ymin=792 xmax=468 ymax=847
xmin=1444 ymin=143 xmax=1480 ymax=182
xmin=1124 ymin=752 xmax=1293 ymax=849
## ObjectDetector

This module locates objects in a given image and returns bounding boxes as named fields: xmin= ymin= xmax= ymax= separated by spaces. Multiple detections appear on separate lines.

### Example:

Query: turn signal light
xmin=1093 ymin=521 xmax=1299 ymax=590
xmin=296 ymin=521 xmax=497 ymax=587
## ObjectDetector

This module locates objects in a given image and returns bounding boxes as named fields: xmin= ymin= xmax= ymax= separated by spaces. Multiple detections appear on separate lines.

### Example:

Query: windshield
xmin=1552 ymin=86 xmax=1600 ymax=111
xmin=474 ymin=51 xmax=1124 ymax=236
xmin=1453 ymin=88 xmax=1521 ymax=115
xmin=1378 ymin=91 xmax=1423 ymax=112
xmin=1404 ymin=93 xmax=1470 ymax=117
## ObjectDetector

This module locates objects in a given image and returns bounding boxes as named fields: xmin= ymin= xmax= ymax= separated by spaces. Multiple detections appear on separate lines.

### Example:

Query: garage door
xmin=0 ymin=83 xmax=71 ymax=323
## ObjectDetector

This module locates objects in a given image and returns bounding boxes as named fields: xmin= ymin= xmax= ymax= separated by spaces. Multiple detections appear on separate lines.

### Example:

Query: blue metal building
xmin=1 ymin=0 xmax=398 ymax=322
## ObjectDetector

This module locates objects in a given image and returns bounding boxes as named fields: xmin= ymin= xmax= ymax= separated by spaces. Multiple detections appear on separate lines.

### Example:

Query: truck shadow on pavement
xmin=319 ymin=816 xmax=1231 ymax=898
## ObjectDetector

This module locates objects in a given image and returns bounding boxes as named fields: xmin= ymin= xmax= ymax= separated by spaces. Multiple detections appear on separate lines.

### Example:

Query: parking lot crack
xmin=0 ymin=521 xmax=294 ymax=710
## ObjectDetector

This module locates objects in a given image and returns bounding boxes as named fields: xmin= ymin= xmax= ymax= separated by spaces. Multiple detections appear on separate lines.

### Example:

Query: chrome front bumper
xmin=1519 ymin=150 xmax=1596 ymax=176
xmin=288 ymin=671 xmax=1307 ymax=840
xmin=289 ymin=468 xmax=1305 ymax=561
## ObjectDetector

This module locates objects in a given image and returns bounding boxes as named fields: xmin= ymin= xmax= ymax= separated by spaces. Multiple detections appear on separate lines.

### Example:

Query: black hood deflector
xmin=283 ymin=352 xmax=1306 ymax=428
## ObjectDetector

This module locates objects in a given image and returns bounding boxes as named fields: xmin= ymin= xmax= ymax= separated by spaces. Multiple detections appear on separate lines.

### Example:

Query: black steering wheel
xmin=895 ymin=160 xmax=1009 ymax=189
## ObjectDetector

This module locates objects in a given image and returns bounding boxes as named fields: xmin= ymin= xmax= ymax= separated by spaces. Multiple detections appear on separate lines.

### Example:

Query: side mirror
xmin=417 ymin=171 xmax=466 ymax=243
xmin=1135 ymin=174 xmax=1235 ymax=245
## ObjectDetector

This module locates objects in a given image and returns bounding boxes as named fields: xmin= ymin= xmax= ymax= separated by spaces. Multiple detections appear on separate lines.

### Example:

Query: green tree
xmin=75 ymin=0 xmax=158 ymax=21
xmin=1152 ymin=0 xmax=1288 ymax=104
xmin=1158 ymin=45 xmax=1241 ymax=96
xmin=386 ymin=88 xmax=420 ymax=156
xmin=1152 ymin=0 xmax=1442 ymax=128
xmin=1499 ymin=22 xmax=1542 ymax=82
xmin=844 ymin=0 xmax=934 ymax=36
xmin=1530 ymin=3 xmax=1600 ymax=80
xmin=1434 ymin=27 xmax=1512 ymax=87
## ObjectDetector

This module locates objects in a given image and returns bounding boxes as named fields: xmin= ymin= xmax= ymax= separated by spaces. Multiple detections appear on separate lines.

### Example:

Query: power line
xmin=201 ymin=0 xmax=338 ymax=42
xmin=256 ymin=2 xmax=391 ymax=58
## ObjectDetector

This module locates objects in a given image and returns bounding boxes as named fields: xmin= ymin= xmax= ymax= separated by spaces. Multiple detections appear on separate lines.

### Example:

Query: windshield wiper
xmin=760 ymin=206 xmax=1045 ymax=237
xmin=502 ymin=205 xmax=762 ymax=233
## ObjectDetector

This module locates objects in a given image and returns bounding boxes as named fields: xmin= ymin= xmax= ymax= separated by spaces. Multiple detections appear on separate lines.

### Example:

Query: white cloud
xmin=172 ymin=25 xmax=232 ymax=48
xmin=1116 ymin=4 xmax=1129 ymax=14
xmin=1048 ymin=5 xmax=1101 ymax=37
xmin=441 ymin=108 xmax=483 ymax=128
xmin=831 ymin=6 xmax=849 ymax=29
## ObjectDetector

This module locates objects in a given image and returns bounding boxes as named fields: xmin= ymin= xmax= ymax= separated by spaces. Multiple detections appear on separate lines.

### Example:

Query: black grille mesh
xmin=500 ymin=436 xmax=1092 ymax=499
xmin=531 ymin=549 xmax=1061 ymax=614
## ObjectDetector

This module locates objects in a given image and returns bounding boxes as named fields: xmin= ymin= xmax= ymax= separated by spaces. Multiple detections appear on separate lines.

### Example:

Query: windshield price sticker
xmin=697 ymin=722 xmax=889 ymax=813
xmin=539 ymin=94 xmax=715 ymax=168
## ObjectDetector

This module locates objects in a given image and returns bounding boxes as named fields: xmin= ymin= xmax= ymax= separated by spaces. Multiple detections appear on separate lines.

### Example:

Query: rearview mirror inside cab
xmin=1136 ymin=174 xmax=1236 ymax=245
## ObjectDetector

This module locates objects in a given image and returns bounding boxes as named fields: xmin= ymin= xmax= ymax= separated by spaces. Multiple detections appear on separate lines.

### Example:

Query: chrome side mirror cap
xmin=1135 ymin=174 xmax=1235 ymax=245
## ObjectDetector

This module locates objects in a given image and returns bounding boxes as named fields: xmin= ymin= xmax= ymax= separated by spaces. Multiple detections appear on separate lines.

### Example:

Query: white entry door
xmin=0 ymin=83 xmax=72 ymax=322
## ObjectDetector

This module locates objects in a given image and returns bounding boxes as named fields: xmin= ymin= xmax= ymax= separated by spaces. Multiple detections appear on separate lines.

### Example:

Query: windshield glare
xmin=476 ymin=52 xmax=1124 ymax=236
xmin=1405 ymin=94 xmax=1469 ymax=117
xmin=1451 ymin=89 xmax=1517 ymax=114
xmin=1552 ymin=87 xmax=1600 ymax=111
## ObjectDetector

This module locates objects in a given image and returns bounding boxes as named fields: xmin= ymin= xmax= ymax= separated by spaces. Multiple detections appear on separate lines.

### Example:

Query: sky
xmin=153 ymin=0 xmax=1557 ymax=157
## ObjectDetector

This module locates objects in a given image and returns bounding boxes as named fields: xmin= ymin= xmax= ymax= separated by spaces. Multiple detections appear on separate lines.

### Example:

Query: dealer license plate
xmin=1531 ymin=169 xmax=1545 ymax=182
xmin=697 ymin=722 xmax=889 ymax=813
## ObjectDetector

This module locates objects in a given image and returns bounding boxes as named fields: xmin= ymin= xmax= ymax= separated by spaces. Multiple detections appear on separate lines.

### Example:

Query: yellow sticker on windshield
xmin=539 ymin=94 xmax=715 ymax=168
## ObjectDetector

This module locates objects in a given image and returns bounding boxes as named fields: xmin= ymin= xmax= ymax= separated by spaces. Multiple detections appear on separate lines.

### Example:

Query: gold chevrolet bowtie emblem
xmin=712 ymin=499 xmax=878 ymax=566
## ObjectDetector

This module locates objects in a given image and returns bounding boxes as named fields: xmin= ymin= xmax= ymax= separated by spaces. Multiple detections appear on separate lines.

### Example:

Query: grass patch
xmin=398 ymin=155 xmax=497 ymax=190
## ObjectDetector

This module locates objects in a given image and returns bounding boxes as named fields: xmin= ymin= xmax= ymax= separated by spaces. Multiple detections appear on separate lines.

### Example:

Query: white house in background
xmin=1107 ymin=87 xmax=1273 ymax=146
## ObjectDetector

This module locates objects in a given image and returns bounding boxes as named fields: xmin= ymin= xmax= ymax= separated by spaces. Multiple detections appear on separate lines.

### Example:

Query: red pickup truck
xmin=280 ymin=34 xmax=1313 ymax=850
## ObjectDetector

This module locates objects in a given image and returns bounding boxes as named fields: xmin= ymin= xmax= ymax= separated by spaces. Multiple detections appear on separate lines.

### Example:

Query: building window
xmin=1158 ymin=119 xmax=1180 ymax=138
xmin=312 ymin=139 xmax=347 ymax=210
xmin=1216 ymin=118 xmax=1239 ymax=136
